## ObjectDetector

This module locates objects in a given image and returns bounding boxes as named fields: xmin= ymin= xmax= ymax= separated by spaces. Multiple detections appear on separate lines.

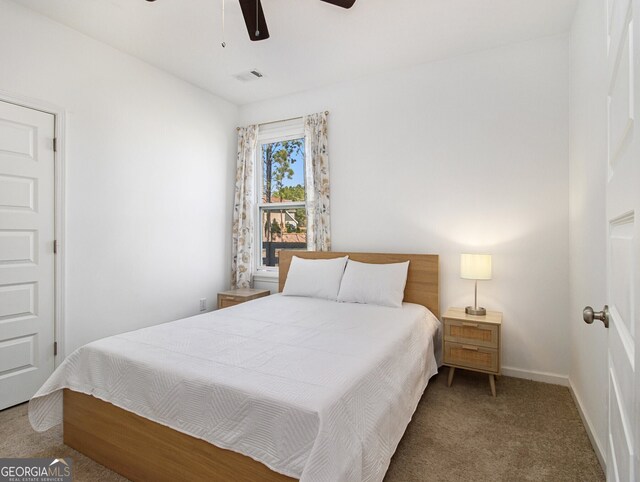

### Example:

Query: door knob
xmin=583 ymin=305 xmax=610 ymax=328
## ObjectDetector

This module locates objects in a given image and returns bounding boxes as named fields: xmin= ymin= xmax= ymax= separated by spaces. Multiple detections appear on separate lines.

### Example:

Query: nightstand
xmin=442 ymin=307 xmax=502 ymax=396
xmin=217 ymin=288 xmax=270 ymax=309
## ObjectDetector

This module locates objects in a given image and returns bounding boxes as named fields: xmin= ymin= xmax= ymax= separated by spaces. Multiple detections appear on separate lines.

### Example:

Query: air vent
xmin=233 ymin=69 xmax=265 ymax=82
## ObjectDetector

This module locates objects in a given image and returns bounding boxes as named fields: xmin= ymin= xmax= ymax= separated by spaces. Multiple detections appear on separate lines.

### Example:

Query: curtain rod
xmin=236 ymin=111 xmax=329 ymax=131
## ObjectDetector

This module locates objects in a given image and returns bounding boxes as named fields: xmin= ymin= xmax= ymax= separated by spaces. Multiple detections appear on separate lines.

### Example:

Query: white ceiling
xmin=13 ymin=0 xmax=578 ymax=105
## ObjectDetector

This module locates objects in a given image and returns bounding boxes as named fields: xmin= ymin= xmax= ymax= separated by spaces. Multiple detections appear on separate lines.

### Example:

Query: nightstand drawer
xmin=218 ymin=298 xmax=241 ymax=308
xmin=444 ymin=341 xmax=498 ymax=373
xmin=444 ymin=320 xmax=498 ymax=348
xmin=217 ymin=288 xmax=270 ymax=309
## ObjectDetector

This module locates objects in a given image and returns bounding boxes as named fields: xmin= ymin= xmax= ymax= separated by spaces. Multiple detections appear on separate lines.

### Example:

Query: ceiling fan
xmin=145 ymin=0 xmax=356 ymax=42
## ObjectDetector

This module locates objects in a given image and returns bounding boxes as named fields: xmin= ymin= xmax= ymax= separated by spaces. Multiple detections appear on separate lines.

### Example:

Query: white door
xmin=0 ymin=100 xmax=56 ymax=410
xmin=597 ymin=0 xmax=640 ymax=478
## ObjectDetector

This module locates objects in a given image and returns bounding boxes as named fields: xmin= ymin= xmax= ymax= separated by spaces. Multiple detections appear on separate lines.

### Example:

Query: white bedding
xmin=29 ymin=294 xmax=440 ymax=482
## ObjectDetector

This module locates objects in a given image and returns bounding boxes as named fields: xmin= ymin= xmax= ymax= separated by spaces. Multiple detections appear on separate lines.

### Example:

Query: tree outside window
xmin=259 ymin=138 xmax=307 ymax=267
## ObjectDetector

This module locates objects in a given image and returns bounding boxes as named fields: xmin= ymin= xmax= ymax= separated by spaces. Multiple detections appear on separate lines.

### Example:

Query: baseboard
xmin=501 ymin=366 xmax=569 ymax=386
xmin=568 ymin=379 xmax=606 ymax=472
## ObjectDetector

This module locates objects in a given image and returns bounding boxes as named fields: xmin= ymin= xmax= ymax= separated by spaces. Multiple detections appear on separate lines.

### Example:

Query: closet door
xmin=0 ymin=100 xmax=56 ymax=409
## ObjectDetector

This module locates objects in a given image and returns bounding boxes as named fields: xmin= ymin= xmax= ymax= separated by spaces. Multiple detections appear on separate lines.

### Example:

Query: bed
xmin=29 ymin=251 xmax=440 ymax=482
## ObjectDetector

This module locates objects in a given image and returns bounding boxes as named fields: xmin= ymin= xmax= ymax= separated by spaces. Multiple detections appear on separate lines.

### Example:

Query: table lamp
xmin=460 ymin=254 xmax=492 ymax=316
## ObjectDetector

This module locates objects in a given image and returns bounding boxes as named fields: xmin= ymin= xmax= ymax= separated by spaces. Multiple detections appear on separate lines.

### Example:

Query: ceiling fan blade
xmin=238 ymin=0 xmax=270 ymax=41
xmin=319 ymin=0 xmax=356 ymax=8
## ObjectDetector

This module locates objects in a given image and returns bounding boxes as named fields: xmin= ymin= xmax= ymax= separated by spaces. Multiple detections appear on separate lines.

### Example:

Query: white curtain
xmin=304 ymin=112 xmax=331 ymax=251
xmin=231 ymin=125 xmax=258 ymax=289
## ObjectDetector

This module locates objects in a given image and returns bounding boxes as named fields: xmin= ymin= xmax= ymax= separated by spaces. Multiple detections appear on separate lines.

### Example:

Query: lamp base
xmin=465 ymin=306 xmax=487 ymax=316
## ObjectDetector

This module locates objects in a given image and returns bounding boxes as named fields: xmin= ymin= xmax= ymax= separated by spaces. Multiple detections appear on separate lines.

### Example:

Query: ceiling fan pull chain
xmin=221 ymin=0 xmax=226 ymax=47
xmin=255 ymin=0 xmax=260 ymax=37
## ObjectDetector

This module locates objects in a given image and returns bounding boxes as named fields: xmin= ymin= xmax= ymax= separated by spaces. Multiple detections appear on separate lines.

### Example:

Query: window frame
xmin=254 ymin=120 xmax=307 ymax=273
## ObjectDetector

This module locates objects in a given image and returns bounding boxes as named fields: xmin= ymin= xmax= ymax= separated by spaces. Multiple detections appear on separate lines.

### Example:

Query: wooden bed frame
xmin=63 ymin=251 xmax=439 ymax=481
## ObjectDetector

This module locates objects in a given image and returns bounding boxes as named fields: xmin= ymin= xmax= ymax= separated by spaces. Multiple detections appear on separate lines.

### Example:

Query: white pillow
xmin=337 ymin=260 xmax=410 ymax=308
xmin=282 ymin=256 xmax=349 ymax=300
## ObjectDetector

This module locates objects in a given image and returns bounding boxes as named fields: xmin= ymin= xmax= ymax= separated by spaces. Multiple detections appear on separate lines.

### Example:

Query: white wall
xmin=0 ymin=0 xmax=238 ymax=355
xmin=243 ymin=35 xmax=572 ymax=380
xmin=568 ymin=0 xmax=608 ymax=467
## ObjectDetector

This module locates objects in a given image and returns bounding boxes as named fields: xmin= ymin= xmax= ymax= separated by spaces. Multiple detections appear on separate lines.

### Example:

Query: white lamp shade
xmin=460 ymin=254 xmax=492 ymax=280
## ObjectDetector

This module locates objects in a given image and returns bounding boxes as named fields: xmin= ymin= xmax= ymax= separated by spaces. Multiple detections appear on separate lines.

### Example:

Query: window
xmin=256 ymin=120 xmax=307 ymax=270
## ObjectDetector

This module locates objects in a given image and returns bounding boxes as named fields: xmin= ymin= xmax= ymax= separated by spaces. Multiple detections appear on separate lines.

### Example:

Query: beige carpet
xmin=0 ymin=371 xmax=604 ymax=481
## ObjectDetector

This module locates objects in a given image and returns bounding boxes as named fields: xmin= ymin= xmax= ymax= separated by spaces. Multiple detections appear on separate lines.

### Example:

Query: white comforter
xmin=29 ymin=294 xmax=440 ymax=482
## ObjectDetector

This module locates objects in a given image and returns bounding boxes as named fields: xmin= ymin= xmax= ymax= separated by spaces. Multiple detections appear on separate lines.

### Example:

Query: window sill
xmin=254 ymin=270 xmax=279 ymax=282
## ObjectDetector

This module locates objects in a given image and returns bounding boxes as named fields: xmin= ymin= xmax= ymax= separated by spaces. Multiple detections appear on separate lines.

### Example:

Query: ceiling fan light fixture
xmin=145 ymin=0 xmax=355 ymax=41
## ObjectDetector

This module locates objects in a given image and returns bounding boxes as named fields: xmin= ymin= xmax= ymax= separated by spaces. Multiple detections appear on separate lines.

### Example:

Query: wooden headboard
xmin=278 ymin=251 xmax=440 ymax=318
